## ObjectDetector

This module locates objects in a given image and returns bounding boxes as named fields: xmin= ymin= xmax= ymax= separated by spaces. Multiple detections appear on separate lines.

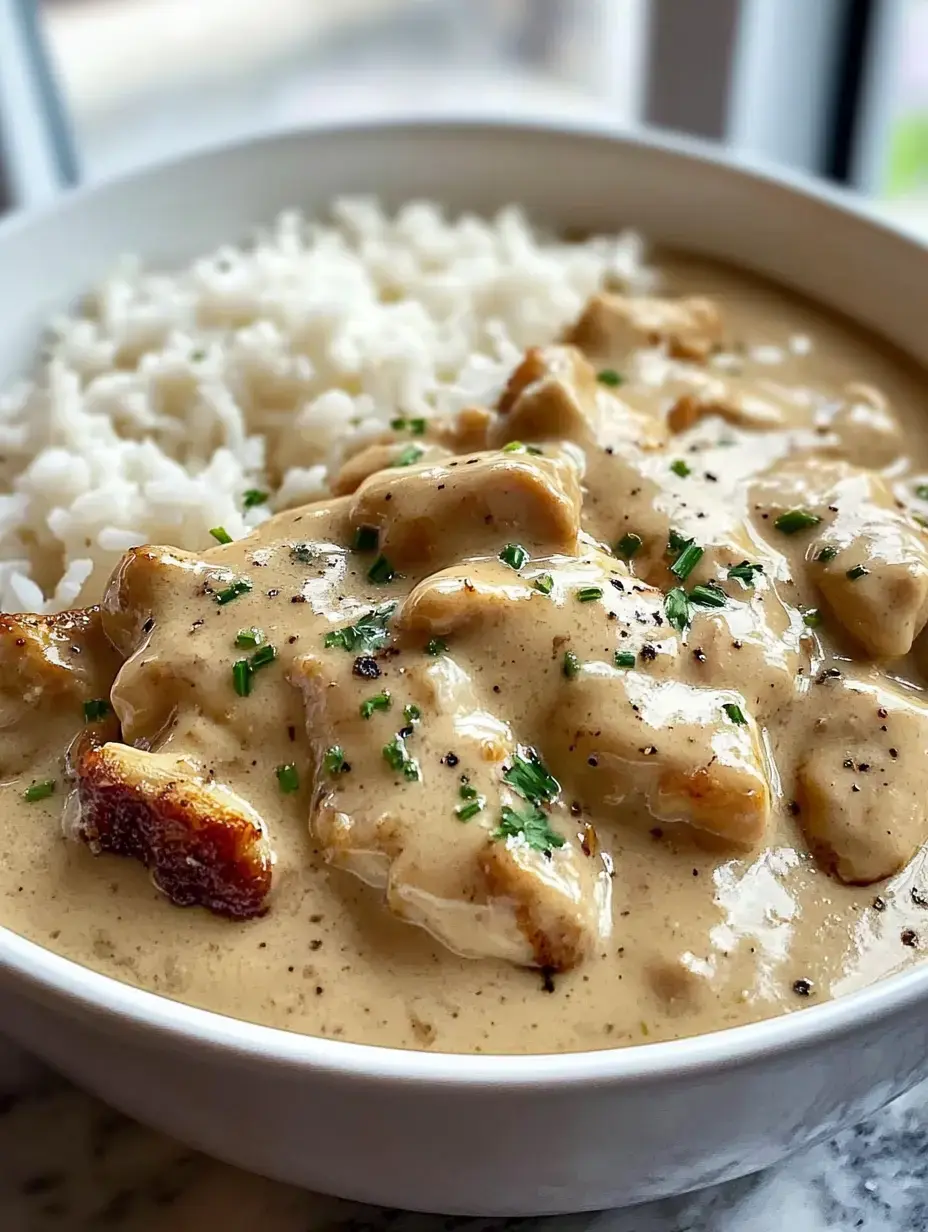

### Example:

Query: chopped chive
xmin=367 ymin=554 xmax=397 ymax=584
xmin=664 ymin=587 xmax=690 ymax=633
xmin=689 ymin=583 xmax=727 ymax=608
xmin=576 ymin=586 xmax=603 ymax=603
xmin=277 ymin=763 xmax=301 ymax=793
xmin=403 ymin=703 xmax=422 ymax=723
xmin=322 ymin=748 xmax=345 ymax=777
xmin=383 ymin=735 xmax=420 ymax=781
xmin=562 ymin=650 xmax=581 ymax=679
xmin=492 ymin=804 xmax=564 ymax=855
xmin=459 ymin=783 xmax=478 ymax=801
xmin=499 ymin=543 xmax=529 ymax=571
xmin=803 ymin=608 xmax=823 ymax=629
xmin=215 ymin=578 xmax=252 ymax=605
xmin=504 ymin=748 xmax=560 ymax=805
xmin=615 ymin=533 xmax=643 ymax=561
xmin=250 ymin=644 xmax=277 ymax=670
xmin=455 ymin=799 xmax=484 ymax=822
xmin=324 ymin=603 xmax=396 ymax=652
xmin=727 ymin=560 xmax=763 ymax=586
xmin=614 ymin=651 xmax=636 ymax=669
xmin=83 ymin=698 xmax=111 ymax=722
xmin=525 ymin=444 xmax=544 ymax=455
xmin=291 ymin=543 xmax=315 ymax=564
xmin=667 ymin=529 xmax=690 ymax=553
xmin=533 ymin=573 xmax=554 ymax=595
xmin=502 ymin=440 xmax=524 ymax=452
xmin=409 ymin=417 xmax=427 ymax=436
xmin=232 ymin=659 xmax=252 ymax=697
xmin=596 ymin=368 xmax=624 ymax=387
xmin=235 ymin=627 xmax=265 ymax=649
xmin=815 ymin=546 xmax=838 ymax=563
xmin=916 ymin=484 xmax=928 ymax=500
xmin=390 ymin=417 xmax=407 ymax=430
xmin=392 ymin=444 xmax=424 ymax=467
xmin=670 ymin=542 xmax=704 ymax=581
xmin=243 ymin=489 xmax=268 ymax=508
xmin=670 ymin=459 xmax=692 ymax=478
xmin=210 ymin=526 xmax=233 ymax=545
xmin=425 ymin=638 xmax=447 ymax=655
xmin=23 ymin=779 xmax=55 ymax=803
xmin=774 ymin=509 xmax=821 ymax=535
xmin=360 ymin=691 xmax=392 ymax=719
xmin=352 ymin=525 xmax=379 ymax=552
xmin=846 ymin=564 xmax=869 ymax=581
xmin=722 ymin=702 xmax=747 ymax=725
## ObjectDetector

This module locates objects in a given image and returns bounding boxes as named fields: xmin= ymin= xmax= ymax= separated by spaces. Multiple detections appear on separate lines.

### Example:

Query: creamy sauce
xmin=4 ymin=255 xmax=928 ymax=1054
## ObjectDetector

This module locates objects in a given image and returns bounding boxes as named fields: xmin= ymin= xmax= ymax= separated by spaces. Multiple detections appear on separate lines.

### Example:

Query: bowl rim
xmin=2 ymin=113 xmax=928 ymax=1089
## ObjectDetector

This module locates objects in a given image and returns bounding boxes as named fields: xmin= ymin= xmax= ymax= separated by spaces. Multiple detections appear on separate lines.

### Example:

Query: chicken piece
xmin=331 ymin=440 xmax=452 ymax=496
xmin=294 ymin=650 xmax=610 ymax=970
xmin=72 ymin=743 xmax=274 ymax=917
xmin=795 ymin=677 xmax=928 ymax=884
xmin=566 ymin=292 xmax=722 ymax=363
xmin=751 ymin=458 xmax=928 ymax=657
xmin=809 ymin=382 xmax=904 ymax=469
xmin=546 ymin=667 xmax=770 ymax=849
xmin=438 ymin=406 xmax=495 ymax=454
xmin=494 ymin=344 xmax=666 ymax=452
xmin=666 ymin=370 xmax=811 ymax=434
xmin=348 ymin=449 xmax=582 ymax=574
xmin=0 ymin=607 xmax=121 ymax=777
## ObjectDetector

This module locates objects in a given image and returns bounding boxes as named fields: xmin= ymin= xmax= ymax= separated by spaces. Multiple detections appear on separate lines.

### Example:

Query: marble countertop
xmin=0 ymin=1040 xmax=925 ymax=1232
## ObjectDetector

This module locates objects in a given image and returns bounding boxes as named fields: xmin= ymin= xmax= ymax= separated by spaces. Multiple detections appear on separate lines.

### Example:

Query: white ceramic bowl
xmin=1 ymin=119 xmax=928 ymax=1217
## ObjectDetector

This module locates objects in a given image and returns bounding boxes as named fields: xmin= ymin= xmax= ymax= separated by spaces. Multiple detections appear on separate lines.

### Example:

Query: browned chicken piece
xmin=751 ymin=458 xmax=928 ymax=658
xmin=795 ymin=677 xmax=928 ymax=884
xmin=494 ymin=344 xmax=666 ymax=451
xmin=294 ymin=650 xmax=610 ymax=970
xmin=73 ymin=743 xmax=273 ymax=917
xmin=665 ymin=371 xmax=810 ymax=434
xmin=331 ymin=440 xmax=452 ymax=496
xmin=349 ymin=449 xmax=582 ymax=573
xmin=436 ymin=406 xmax=495 ymax=454
xmin=566 ymin=291 xmax=723 ymax=362
xmin=0 ymin=607 xmax=121 ymax=777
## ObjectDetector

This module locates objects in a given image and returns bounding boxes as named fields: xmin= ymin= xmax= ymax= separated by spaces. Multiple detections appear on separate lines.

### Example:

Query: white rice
xmin=0 ymin=198 xmax=649 ymax=613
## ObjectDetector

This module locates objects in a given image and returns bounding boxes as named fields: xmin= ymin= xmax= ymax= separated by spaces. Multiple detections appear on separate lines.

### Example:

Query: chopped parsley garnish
xmin=664 ymin=587 xmax=690 ymax=633
xmin=455 ymin=796 xmax=485 ymax=822
xmin=83 ymin=698 xmax=111 ymax=722
xmin=615 ymin=532 xmax=643 ymax=560
xmin=533 ymin=573 xmax=554 ymax=595
xmin=360 ymin=691 xmax=392 ymax=719
xmin=727 ymin=561 xmax=764 ymax=586
xmin=614 ymin=650 xmax=636 ymax=669
xmin=250 ymin=644 xmax=277 ymax=670
xmin=774 ymin=509 xmax=821 ymax=535
xmin=669 ymin=540 xmax=703 ymax=581
xmin=596 ymin=368 xmax=624 ymax=387
xmin=803 ymin=608 xmax=823 ymax=629
xmin=23 ymin=779 xmax=55 ymax=803
xmin=562 ymin=650 xmax=581 ymax=679
xmin=352 ymin=525 xmax=379 ymax=552
xmin=215 ymin=578 xmax=252 ymax=605
xmin=232 ymin=659 xmax=252 ymax=697
xmin=367 ymin=554 xmax=397 ymax=584
xmin=383 ymin=734 xmax=421 ymax=781
xmin=277 ymin=763 xmax=301 ymax=793
xmin=499 ymin=543 xmax=529 ymax=571
xmin=391 ymin=417 xmax=427 ymax=435
xmin=403 ymin=703 xmax=422 ymax=723
xmin=722 ymin=702 xmax=747 ymax=725
xmin=670 ymin=459 xmax=692 ymax=478
xmin=392 ymin=444 xmax=424 ymax=467
xmin=689 ymin=583 xmax=727 ymax=608
xmin=846 ymin=564 xmax=869 ymax=581
xmin=459 ymin=783 xmax=478 ymax=800
xmin=425 ymin=637 xmax=447 ymax=655
xmin=815 ymin=546 xmax=838 ymax=563
xmin=210 ymin=526 xmax=233 ymax=545
xmin=235 ymin=627 xmax=265 ymax=649
xmin=504 ymin=748 xmax=560 ymax=805
xmin=324 ymin=603 xmax=396 ymax=652
xmin=322 ymin=748 xmax=345 ymax=776
xmin=667 ymin=529 xmax=690 ymax=553
xmin=243 ymin=489 xmax=268 ymax=508
xmin=576 ymin=586 xmax=603 ymax=603
xmin=493 ymin=804 xmax=565 ymax=855
xmin=916 ymin=484 xmax=928 ymax=500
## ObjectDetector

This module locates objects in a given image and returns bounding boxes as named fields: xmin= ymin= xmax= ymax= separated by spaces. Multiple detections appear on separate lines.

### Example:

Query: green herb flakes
xmin=455 ymin=798 xmax=485 ymax=822
xmin=614 ymin=651 xmax=636 ymax=669
xmin=533 ymin=573 xmax=554 ymax=595
xmin=291 ymin=543 xmax=315 ymax=564
xmin=915 ymin=484 xmax=928 ymax=501
xmin=669 ymin=541 xmax=703 ymax=581
xmin=689 ymin=583 xmax=727 ymax=609
xmin=277 ymin=763 xmax=301 ymax=792
xmin=499 ymin=543 xmax=529 ymax=571
xmin=803 ymin=609 xmax=823 ymax=629
xmin=382 ymin=735 xmax=420 ymax=781
xmin=774 ymin=509 xmax=821 ymax=535
xmin=235 ymin=627 xmax=265 ymax=650
xmin=670 ymin=459 xmax=692 ymax=478
xmin=360 ymin=691 xmax=392 ymax=719
xmin=392 ymin=444 xmax=425 ymax=468
xmin=615 ymin=533 xmax=643 ymax=561
xmin=576 ymin=586 xmax=603 ymax=603
xmin=493 ymin=804 xmax=565 ymax=855
xmin=232 ymin=659 xmax=252 ymax=697
xmin=667 ymin=529 xmax=690 ymax=554
xmin=403 ymin=703 xmax=422 ymax=724
xmin=504 ymin=748 xmax=560 ymax=806
xmin=322 ymin=748 xmax=345 ymax=777
xmin=352 ymin=525 xmax=379 ymax=552
xmin=324 ymin=603 xmax=396 ymax=653
xmin=596 ymin=368 xmax=624 ymax=387
xmin=664 ymin=587 xmax=690 ymax=633
xmin=250 ymin=644 xmax=277 ymax=670
xmin=722 ymin=702 xmax=747 ymax=725
xmin=727 ymin=560 xmax=763 ymax=586
xmin=367 ymin=554 xmax=397 ymax=584
xmin=23 ymin=779 xmax=55 ymax=803
xmin=562 ymin=650 xmax=581 ymax=679
xmin=83 ymin=698 xmax=111 ymax=722
xmin=243 ymin=489 xmax=268 ymax=508
xmin=215 ymin=578 xmax=252 ymax=605
xmin=425 ymin=638 xmax=448 ymax=656
xmin=210 ymin=526 xmax=233 ymax=545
